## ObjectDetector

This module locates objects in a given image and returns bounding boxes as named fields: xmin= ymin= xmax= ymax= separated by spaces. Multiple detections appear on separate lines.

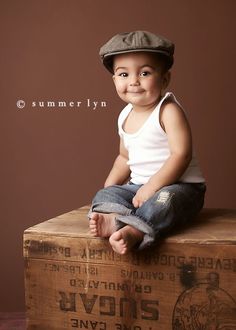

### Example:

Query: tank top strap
xmin=157 ymin=92 xmax=179 ymax=111
xmin=151 ymin=92 xmax=177 ymax=122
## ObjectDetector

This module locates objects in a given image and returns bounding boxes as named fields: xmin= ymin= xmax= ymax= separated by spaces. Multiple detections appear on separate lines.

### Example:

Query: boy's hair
xmin=99 ymin=31 xmax=174 ymax=74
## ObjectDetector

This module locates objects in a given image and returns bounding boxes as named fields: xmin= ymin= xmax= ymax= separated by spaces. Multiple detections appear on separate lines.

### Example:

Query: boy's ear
xmin=162 ymin=71 xmax=171 ymax=89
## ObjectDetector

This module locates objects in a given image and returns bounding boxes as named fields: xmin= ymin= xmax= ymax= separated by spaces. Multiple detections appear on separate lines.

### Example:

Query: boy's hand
xmin=132 ymin=183 xmax=157 ymax=208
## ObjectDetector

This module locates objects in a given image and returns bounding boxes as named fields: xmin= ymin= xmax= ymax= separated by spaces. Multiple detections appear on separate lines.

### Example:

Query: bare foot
xmin=89 ymin=212 xmax=117 ymax=237
xmin=109 ymin=225 xmax=144 ymax=255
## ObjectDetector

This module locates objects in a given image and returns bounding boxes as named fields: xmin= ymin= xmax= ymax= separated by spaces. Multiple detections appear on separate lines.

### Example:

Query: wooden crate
xmin=24 ymin=207 xmax=236 ymax=330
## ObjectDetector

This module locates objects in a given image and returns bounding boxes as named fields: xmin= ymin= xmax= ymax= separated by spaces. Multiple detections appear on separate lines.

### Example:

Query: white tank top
xmin=118 ymin=92 xmax=205 ymax=185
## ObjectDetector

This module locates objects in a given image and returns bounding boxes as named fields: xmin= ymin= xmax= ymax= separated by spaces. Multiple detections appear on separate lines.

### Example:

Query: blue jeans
xmin=89 ymin=182 xmax=206 ymax=250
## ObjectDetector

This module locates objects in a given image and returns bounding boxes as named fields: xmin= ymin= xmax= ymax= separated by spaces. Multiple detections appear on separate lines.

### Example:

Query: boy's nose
xmin=129 ymin=75 xmax=140 ymax=86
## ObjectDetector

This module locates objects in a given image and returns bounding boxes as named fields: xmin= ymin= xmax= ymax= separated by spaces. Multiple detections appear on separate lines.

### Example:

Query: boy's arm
xmin=104 ymin=138 xmax=131 ymax=187
xmin=133 ymin=102 xmax=192 ymax=207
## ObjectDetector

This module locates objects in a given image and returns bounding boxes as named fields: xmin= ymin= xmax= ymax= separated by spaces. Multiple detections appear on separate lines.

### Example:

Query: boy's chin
xmin=123 ymin=95 xmax=145 ymax=105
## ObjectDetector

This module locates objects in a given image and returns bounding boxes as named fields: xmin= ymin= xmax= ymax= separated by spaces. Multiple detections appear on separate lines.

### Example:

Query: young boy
xmin=89 ymin=31 xmax=206 ymax=255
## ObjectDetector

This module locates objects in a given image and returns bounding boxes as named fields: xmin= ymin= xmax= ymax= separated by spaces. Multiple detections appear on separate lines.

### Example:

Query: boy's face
xmin=112 ymin=52 xmax=170 ymax=109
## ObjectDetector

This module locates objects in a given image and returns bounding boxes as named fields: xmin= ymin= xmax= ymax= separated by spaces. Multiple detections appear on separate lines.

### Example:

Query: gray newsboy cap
xmin=99 ymin=31 xmax=175 ymax=73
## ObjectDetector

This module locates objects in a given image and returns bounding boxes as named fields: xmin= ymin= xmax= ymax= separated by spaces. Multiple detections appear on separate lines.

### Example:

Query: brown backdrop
xmin=0 ymin=0 xmax=235 ymax=311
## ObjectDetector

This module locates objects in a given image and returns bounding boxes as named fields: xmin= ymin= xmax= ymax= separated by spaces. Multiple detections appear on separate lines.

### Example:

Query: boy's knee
xmin=93 ymin=186 xmax=112 ymax=202
xmin=92 ymin=185 xmax=124 ymax=204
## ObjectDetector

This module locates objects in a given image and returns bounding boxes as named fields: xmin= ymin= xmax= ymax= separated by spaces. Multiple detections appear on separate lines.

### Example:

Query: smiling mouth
xmin=127 ymin=90 xmax=144 ymax=94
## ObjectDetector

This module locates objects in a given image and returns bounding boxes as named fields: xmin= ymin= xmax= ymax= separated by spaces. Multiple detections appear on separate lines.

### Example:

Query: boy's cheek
xmin=114 ymin=80 xmax=124 ymax=88
xmin=115 ymin=84 xmax=126 ymax=94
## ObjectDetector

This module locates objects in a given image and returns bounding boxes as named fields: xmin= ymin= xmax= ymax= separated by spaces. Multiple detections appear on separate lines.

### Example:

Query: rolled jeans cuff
xmin=87 ymin=202 xmax=132 ymax=219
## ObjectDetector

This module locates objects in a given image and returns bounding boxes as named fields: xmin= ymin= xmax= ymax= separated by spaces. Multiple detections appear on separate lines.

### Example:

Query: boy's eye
xmin=118 ymin=72 xmax=128 ymax=77
xmin=140 ymin=71 xmax=151 ymax=77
